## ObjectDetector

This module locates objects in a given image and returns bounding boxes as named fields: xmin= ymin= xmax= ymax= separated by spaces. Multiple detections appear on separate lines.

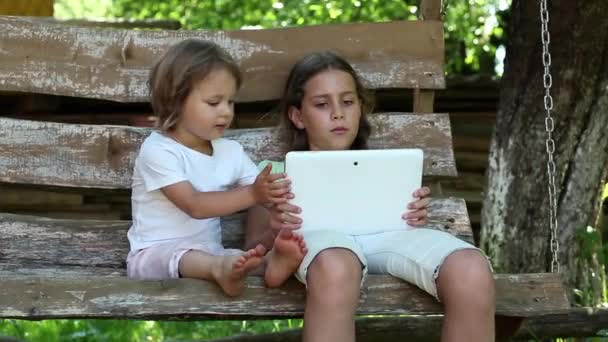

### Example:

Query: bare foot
xmin=215 ymin=244 xmax=266 ymax=297
xmin=265 ymin=229 xmax=308 ymax=288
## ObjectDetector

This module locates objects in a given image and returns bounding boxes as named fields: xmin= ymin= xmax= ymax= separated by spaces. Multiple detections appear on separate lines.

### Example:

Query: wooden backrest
xmin=0 ymin=16 xmax=444 ymax=103
xmin=0 ymin=114 xmax=456 ymax=189
xmin=0 ymin=6 xmax=463 ymax=272
xmin=0 ymin=11 xmax=454 ymax=189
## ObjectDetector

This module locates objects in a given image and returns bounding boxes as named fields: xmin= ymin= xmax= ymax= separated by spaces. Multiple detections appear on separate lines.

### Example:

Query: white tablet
xmin=285 ymin=149 xmax=424 ymax=235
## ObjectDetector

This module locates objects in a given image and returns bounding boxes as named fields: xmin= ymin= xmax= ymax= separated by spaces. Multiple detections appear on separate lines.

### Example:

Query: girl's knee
xmin=306 ymin=248 xmax=362 ymax=303
xmin=438 ymin=249 xmax=495 ymax=305
xmin=308 ymin=248 xmax=362 ymax=284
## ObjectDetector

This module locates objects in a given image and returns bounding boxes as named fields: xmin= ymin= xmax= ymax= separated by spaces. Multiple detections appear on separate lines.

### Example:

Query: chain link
xmin=540 ymin=0 xmax=560 ymax=273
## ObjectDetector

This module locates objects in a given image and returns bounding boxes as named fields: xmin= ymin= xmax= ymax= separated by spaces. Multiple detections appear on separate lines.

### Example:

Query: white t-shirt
xmin=127 ymin=132 xmax=259 ymax=251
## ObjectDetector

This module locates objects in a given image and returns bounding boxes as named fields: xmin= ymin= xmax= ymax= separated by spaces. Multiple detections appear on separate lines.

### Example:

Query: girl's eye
xmin=314 ymin=103 xmax=328 ymax=108
xmin=207 ymin=102 xmax=220 ymax=107
xmin=228 ymin=100 xmax=235 ymax=105
xmin=344 ymin=100 xmax=354 ymax=105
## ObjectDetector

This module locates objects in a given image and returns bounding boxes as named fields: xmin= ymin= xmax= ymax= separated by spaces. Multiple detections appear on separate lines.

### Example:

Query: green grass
xmin=4 ymin=318 xmax=608 ymax=341
xmin=0 ymin=319 xmax=303 ymax=341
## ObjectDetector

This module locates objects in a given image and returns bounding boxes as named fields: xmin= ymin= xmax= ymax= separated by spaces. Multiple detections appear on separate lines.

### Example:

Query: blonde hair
xmin=149 ymin=39 xmax=242 ymax=132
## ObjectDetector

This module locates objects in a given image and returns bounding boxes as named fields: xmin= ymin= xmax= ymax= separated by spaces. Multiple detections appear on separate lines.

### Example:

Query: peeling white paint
xmin=1 ymin=17 xmax=444 ymax=102
xmin=0 ymin=114 xmax=455 ymax=188
xmin=89 ymin=293 xmax=147 ymax=306
xmin=66 ymin=291 xmax=86 ymax=301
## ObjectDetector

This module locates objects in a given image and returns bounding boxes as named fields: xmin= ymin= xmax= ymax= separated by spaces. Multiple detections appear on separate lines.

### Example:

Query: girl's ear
xmin=288 ymin=106 xmax=306 ymax=129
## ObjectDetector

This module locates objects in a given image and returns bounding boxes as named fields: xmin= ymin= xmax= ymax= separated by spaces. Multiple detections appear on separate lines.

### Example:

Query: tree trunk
xmin=481 ymin=0 xmax=608 ymax=305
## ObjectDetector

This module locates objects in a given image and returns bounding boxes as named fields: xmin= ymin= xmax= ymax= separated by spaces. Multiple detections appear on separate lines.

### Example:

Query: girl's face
xmin=289 ymin=69 xmax=361 ymax=151
xmin=172 ymin=67 xmax=237 ymax=153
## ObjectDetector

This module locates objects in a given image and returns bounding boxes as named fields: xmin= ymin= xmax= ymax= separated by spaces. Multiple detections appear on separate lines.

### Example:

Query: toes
xmin=278 ymin=229 xmax=293 ymax=239
xmin=254 ymin=244 xmax=267 ymax=256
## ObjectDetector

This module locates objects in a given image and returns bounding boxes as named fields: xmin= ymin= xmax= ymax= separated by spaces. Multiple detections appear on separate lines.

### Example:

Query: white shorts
xmin=296 ymin=228 xmax=492 ymax=301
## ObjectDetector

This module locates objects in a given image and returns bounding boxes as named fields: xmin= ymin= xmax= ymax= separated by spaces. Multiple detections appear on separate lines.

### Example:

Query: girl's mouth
xmin=331 ymin=127 xmax=348 ymax=134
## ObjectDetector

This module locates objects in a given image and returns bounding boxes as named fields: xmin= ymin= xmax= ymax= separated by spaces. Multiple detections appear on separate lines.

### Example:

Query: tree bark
xmin=481 ymin=0 xmax=608 ymax=305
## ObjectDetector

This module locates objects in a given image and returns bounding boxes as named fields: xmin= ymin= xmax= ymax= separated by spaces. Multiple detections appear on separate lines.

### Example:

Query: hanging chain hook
xmin=540 ymin=0 xmax=560 ymax=273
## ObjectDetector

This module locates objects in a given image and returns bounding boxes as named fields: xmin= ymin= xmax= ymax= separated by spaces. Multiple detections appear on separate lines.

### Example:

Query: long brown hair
xmin=149 ymin=39 xmax=242 ymax=132
xmin=278 ymin=52 xmax=374 ymax=151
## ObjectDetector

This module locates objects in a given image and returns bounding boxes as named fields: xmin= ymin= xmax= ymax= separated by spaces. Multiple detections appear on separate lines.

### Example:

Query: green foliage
xmin=443 ymin=0 xmax=509 ymax=75
xmin=574 ymin=225 xmax=608 ymax=306
xmin=107 ymin=0 xmax=417 ymax=29
xmin=54 ymin=0 xmax=113 ymax=19
xmin=54 ymin=0 xmax=510 ymax=76
xmin=0 ymin=318 xmax=303 ymax=341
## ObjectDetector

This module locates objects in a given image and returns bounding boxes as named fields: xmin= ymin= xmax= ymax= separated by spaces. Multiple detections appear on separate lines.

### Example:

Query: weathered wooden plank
xmin=0 ymin=16 xmax=445 ymax=103
xmin=207 ymin=308 xmax=608 ymax=342
xmin=413 ymin=88 xmax=435 ymax=113
xmin=420 ymin=0 xmax=443 ymax=21
xmin=0 ymin=273 xmax=568 ymax=319
xmin=0 ymin=114 xmax=456 ymax=189
xmin=0 ymin=197 xmax=472 ymax=271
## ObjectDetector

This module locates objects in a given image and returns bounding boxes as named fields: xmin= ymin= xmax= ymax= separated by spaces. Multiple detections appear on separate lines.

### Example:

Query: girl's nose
xmin=331 ymin=109 xmax=345 ymax=120
xmin=221 ymin=104 xmax=233 ymax=117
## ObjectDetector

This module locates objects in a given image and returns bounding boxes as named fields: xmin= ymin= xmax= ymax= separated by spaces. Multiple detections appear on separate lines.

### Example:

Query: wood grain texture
xmin=0 ymin=114 xmax=457 ymax=188
xmin=0 ymin=16 xmax=445 ymax=102
xmin=0 ymin=197 xmax=472 ymax=271
xmin=420 ymin=0 xmax=443 ymax=20
xmin=0 ymin=273 xmax=568 ymax=319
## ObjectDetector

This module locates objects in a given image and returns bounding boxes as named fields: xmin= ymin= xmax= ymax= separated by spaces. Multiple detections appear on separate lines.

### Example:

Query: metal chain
xmin=540 ymin=0 xmax=560 ymax=273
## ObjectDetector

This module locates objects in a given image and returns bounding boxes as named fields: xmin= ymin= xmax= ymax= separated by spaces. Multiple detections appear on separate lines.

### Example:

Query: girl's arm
xmin=161 ymin=165 xmax=290 ymax=219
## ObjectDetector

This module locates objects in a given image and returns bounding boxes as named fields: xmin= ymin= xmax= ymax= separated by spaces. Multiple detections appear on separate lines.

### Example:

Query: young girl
xmin=126 ymin=39 xmax=307 ymax=297
xmin=246 ymin=52 xmax=496 ymax=341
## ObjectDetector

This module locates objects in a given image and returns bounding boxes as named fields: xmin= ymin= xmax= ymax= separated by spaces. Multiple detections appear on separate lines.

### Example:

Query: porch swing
xmin=0 ymin=0 xmax=575 ymax=339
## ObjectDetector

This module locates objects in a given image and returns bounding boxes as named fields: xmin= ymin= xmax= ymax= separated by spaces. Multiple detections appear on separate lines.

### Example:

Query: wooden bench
xmin=0 ymin=4 xmax=569 ymax=325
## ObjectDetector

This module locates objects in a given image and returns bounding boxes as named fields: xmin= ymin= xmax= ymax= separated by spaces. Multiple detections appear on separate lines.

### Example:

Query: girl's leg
xmin=303 ymin=248 xmax=362 ymax=342
xmin=436 ymin=249 xmax=495 ymax=342
xmin=179 ymin=244 xmax=267 ymax=297
xmin=359 ymin=229 xmax=495 ymax=342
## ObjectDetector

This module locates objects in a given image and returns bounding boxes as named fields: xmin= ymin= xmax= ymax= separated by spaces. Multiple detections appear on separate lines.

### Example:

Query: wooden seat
xmin=0 ymin=4 xmax=569 ymax=324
